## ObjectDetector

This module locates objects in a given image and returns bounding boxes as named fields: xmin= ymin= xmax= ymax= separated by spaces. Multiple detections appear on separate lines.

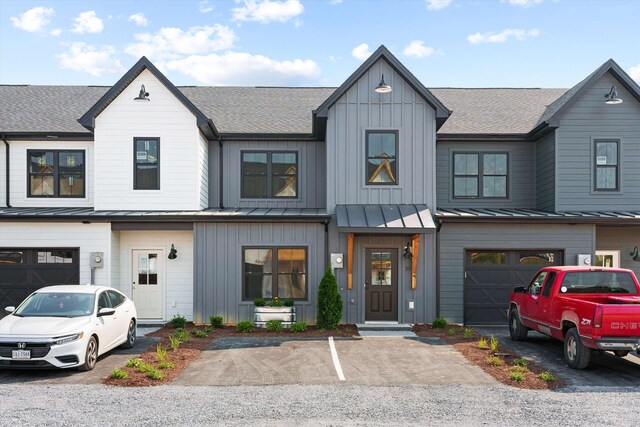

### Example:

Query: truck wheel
xmin=613 ymin=350 xmax=629 ymax=357
xmin=564 ymin=328 xmax=591 ymax=369
xmin=509 ymin=309 xmax=528 ymax=341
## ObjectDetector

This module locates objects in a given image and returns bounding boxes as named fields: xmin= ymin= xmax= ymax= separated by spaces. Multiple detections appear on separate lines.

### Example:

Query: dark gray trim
xmin=240 ymin=150 xmax=298 ymax=199
xmin=593 ymin=139 xmax=620 ymax=192
xmin=1 ymin=132 xmax=94 ymax=141
xmin=315 ymin=45 xmax=451 ymax=127
xmin=241 ymin=246 xmax=309 ymax=301
xmin=2 ymin=136 xmax=10 ymax=207
xmin=218 ymin=139 xmax=224 ymax=209
xmin=111 ymin=222 xmax=193 ymax=231
xmin=365 ymin=130 xmax=399 ymax=186
xmin=26 ymin=149 xmax=86 ymax=198
xmin=437 ymin=133 xmax=530 ymax=142
xmin=78 ymin=56 xmax=218 ymax=141
xmin=219 ymin=133 xmax=316 ymax=141
xmin=452 ymin=151 xmax=509 ymax=199
xmin=133 ymin=137 xmax=160 ymax=190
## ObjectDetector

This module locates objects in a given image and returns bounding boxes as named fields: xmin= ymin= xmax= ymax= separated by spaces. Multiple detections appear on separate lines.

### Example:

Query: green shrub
xmin=266 ymin=319 xmax=283 ymax=332
xmin=478 ymin=336 xmax=489 ymax=349
xmin=538 ymin=371 xmax=556 ymax=382
xmin=316 ymin=267 xmax=343 ymax=330
xmin=203 ymin=326 xmax=213 ymax=333
xmin=146 ymin=369 xmax=164 ymax=380
xmin=137 ymin=362 xmax=155 ymax=374
xmin=158 ymin=361 xmax=174 ymax=370
xmin=462 ymin=327 xmax=473 ymax=339
xmin=490 ymin=336 xmax=500 ymax=353
xmin=254 ymin=298 xmax=266 ymax=307
xmin=513 ymin=357 xmax=529 ymax=368
xmin=284 ymin=299 xmax=295 ymax=307
xmin=447 ymin=328 xmax=457 ymax=336
xmin=191 ymin=329 xmax=208 ymax=338
xmin=509 ymin=369 xmax=524 ymax=382
xmin=209 ymin=315 xmax=224 ymax=328
xmin=290 ymin=321 xmax=307 ymax=333
xmin=126 ymin=358 xmax=144 ymax=368
xmin=512 ymin=365 xmax=528 ymax=373
xmin=170 ymin=314 xmax=187 ymax=329
xmin=268 ymin=297 xmax=283 ymax=307
xmin=156 ymin=344 xmax=168 ymax=363
xmin=169 ymin=335 xmax=181 ymax=351
xmin=432 ymin=317 xmax=448 ymax=329
xmin=110 ymin=369 xmax=129 ymax=379
xmin=486 ymin=356 xmax=504 ymax=366
xmin=237 ymin=321 xmax=254 ymax=333
xmin=172 ymin=329 xmax=190 ymax=343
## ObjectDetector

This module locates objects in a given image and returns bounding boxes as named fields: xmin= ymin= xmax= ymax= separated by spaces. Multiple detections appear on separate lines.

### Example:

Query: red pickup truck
xmin=509 ymin=266 xmax=640 ymax=369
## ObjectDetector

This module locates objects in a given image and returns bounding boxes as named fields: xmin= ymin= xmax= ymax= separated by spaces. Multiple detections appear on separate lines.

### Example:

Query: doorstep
xmin=356 ymin=322 xmax=417 ymax=337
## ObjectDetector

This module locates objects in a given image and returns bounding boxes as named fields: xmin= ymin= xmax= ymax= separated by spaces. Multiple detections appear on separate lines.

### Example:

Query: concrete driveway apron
xmin=173 ymin=336 xmax=495 ymax=386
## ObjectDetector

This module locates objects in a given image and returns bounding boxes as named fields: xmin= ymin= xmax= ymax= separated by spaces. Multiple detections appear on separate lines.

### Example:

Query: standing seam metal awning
xmin=335 ymin=204 xmax=436 ymax=234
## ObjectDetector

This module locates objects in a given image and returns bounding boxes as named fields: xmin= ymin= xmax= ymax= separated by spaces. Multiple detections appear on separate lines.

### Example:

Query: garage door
xmin=464 ymin=250 xmax=563 ymax=325
xmin=0 ymin=249 xmax=80 ymax=312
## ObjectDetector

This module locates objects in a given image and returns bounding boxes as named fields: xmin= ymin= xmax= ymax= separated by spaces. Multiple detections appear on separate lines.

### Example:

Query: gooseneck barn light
xmin=374 ymin=74 xmax=392 ymax=93
xmin=604 ymin=85 xmax=623 ymax=105
xmin=134 ymin=84 xmax=150 ymax=101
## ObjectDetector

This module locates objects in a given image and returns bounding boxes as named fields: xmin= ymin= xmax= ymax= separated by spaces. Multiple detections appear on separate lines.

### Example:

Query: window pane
xmin=59 ymin=174 xmax=84 ymax=196
xmin=272 ymin=176 xmax=296 ymax=197
xmin=367 ymin=133 xmax=383 ymax=157
xmin=596 ymin=167 xmax=616 ymax=189
xmin=484 ymin=154 xmax=507 ymax=175
xmin=454 ymin=177 xmax=478 ymax=197
xmin=136 ymin=165 xmax=159 ymax=189
xmin=596 ymin=142 xmax=617 ymax=165
xmin=381 ymin=133 xmax=396 ymax=157
xmin=483 ymin=176 xmax=506 ymax=197
xmin=470 ymin=252 xmax=506 ymax=264
xmin=242 ymin=153 xmax=268 ymax=174
xmin=136 ymin=140 xmax=158 ymax=164
xmin=520 ymin=252 xmax=556 ymax=265
xmin=37 ymin=251 xmax=73 ymax=263
xmin=277 ymin=249 xmax=305 ymax=273
xmin=244 ymin=249 xmax=273 ymax=298
xmin=367 ymin=159 xmax=396 ymax=183
xmin=58 ymin=152 xmax=84 ymax=173
xmin=244 ymin=249 xmax=273 ymax=273
xmin=271 ymin=153 xmax=296 ymax=174
xmin=30 ymin=175 xmax=54 ymax=196
xmin=0 ymin=251 xmax=23 ymax=264
xmin=243 ymin=175 xmax=268 ymax=198
xmin=30 ymin=151 xmax=54 ymax=173
xmin=277 ymin=248 xmax=306 ymax=298
xmin=454 ymin=154 xmax=478 ymax=175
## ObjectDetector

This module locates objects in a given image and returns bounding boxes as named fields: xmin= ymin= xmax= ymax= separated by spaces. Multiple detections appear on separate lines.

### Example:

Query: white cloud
xmin=161 ymin=52 xmax=320 ymax=85
xmin=403 ymin=40 xmax=436 ymax=58
xmin=72 ymin=11 xmax=104 ymax=34
xmin=50 ymin=28 xmax=62 ymax=36
xmin=501 ymin=0 xmax=543 ymax=7
xmin=329 ymin=0 xmax=344 ymax=4
xmin=10 ymin=6 xmax=54 ymax=32
xmin=467 ymin=28 xmax=540 ymax=44
xmin=199 ymin=1 xmax=214 ymax=13
xmin=232 ymin=0 xmax=303 ymax=23
xmin=128 ymin=13 xmax=148 ymax=27
xmin=352 ymin=43 xmax=371 ymax=61
xmin=57 ymin=42 xmax=124 ymax=76
xmin=125 ymin=25 xmax=236 ymax=60
xmin=630 ymin=64 xmax=640 ymax=83
xmin=426 ymin=0 xmax=452 ymax=10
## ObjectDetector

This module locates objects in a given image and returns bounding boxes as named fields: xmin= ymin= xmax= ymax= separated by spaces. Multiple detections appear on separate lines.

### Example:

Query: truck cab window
xmin=528 ymin=271 xmax=547 ymax=295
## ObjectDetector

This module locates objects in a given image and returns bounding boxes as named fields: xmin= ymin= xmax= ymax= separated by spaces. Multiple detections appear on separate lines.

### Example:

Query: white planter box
xmin=254 ymin=307 xmax=296 ymax=326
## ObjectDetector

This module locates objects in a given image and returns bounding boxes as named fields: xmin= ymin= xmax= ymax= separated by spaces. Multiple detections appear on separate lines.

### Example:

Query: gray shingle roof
xmin=0 ymin=84 xmax=569 ymax=136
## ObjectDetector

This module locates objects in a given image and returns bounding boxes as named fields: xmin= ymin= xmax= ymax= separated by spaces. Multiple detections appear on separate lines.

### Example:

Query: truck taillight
xmin=593 ymin=306 xmax=603 ymax=329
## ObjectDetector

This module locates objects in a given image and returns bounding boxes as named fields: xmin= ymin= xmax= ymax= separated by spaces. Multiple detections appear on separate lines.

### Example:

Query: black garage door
xmin=0 ymin=249 xmax=80 ymax=312
xmin=464 ymin=250 xmax=563 ymax=325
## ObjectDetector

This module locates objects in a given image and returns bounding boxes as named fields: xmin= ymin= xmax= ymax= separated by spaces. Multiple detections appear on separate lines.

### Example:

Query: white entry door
xmin=595 ymin=250 xmax=620 ymax=268
xmin=132 ymin=250 xmax=163 ymax=319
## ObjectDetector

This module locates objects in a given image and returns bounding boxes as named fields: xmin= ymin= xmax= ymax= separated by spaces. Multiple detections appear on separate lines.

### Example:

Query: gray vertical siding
xmin=535 ymin=131 xmax=556 ymax=211
xmin=328 ymin=221 xmax=437 ymax=324
xmin=436 ymin=141 xmax=536 ymax=209
xmin=438 ymin=223 xmax=595 ymax=323
xmin=555 ymin=72 xmax=640 ymax=211
xmin=326 ymin=58 xmax=437 ymax=213
xmin=220 ymin=140 xmax=325 ymax=209
xmin=596 ymin=226 xmax=640 ymax=278
xmin=207 ymin=141 xmax=220 ymax=208
xmin=193 ymin=222 xmax=326 ymax=324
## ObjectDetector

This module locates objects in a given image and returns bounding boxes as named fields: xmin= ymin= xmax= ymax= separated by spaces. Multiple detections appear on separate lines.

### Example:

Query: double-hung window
xmin=243 ymin=247 xmax=307 ymax=300
xmin=241 ymin=151 xmax=297 ymax=198
xmin=453 ymin=152 xmax=508 ymax=198
xmin=366 ymin=130 xmax=398 ymax=185
xmin=28 ymin=150 xmax=85 ymax=198
xmin=134 ymin=138 xmax=160 ymax=190
xmin=594 ymin=140 xmax=619 ymax=191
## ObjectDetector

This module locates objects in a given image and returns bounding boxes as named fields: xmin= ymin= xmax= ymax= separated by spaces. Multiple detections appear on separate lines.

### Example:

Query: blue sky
xmin=1 ymin=0 xmax=639 ymax=89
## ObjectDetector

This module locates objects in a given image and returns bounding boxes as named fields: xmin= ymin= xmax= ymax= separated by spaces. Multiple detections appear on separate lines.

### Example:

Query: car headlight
xmin=52 ymin=332 xmax=84 ymax=345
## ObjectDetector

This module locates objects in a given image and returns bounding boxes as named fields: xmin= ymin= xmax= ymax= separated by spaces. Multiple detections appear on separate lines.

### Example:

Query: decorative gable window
xmin=594 ymin=140 xmax=619 ymax=191
xmin=134 ymin=138 xmax=160 ymax=190
xmin=241 ymin=151 xmax=297 ymax=198
xmin=453 ymin=152 xmax=508 ymax=198
xmin=366 ymin=130 xmax=398 ymax=185
xmin=28 ymin=150 xmax=85 ymax=198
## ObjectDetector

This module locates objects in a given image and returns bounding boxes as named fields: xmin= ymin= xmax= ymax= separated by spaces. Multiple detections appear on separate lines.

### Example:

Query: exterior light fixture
xmin=403 ymin=242 xmax=413 ymax=259
xmin=168 ymin=244 xmax=177 ymax=260
xmin=630 ymin=246 xmax=640 ymax=262
xmin=604 ymin=85 xmax=623 ymax=105
xmin=374 ymin=74 xmax=392 ymax=93
xmin=134 ymin=84 xmax=150 ymax=101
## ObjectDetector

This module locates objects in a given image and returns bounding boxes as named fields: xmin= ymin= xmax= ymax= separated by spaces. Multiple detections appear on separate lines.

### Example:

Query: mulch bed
xmin=413 ymin=324 xmax=564 ymax=390
xmin=104 ymin=323 xmax=359 ymax=387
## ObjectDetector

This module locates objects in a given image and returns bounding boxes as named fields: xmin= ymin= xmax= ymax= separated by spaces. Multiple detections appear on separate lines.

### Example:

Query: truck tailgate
xmin=601 ymin=305 xmax=640 ymax=336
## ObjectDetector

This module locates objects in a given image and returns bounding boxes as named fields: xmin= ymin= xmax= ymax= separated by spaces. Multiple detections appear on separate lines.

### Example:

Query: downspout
xmin=435 ymin=219 xmax=442 ymax=318
xmin=1 ymin=135 xmax=10 ymax=208
xmin=218 ymin=139 xmax=224 ymax=209
xmin=324 ymin=220 xmax=330 ymax=268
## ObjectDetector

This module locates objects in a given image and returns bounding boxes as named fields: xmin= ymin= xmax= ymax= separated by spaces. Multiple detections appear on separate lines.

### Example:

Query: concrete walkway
xmin=173 ymin=336 xmax=495 ymax=386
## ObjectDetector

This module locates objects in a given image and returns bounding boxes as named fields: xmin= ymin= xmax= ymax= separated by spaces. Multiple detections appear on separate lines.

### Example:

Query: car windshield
xmin=560 ymin=271 xmax=639 ymax=294
xmin=13 ymin=292 xmax=95 ymax=318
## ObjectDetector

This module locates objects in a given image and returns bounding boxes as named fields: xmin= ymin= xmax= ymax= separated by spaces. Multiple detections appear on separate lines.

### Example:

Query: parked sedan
xmin=0 ymin=285 xmax=137 ymax=370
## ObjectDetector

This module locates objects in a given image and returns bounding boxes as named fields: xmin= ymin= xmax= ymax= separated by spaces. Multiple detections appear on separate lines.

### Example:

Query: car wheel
xmin=509 ymin=309 xmax=528 ymax=341
xmin=613 ymin=350 xmax=629 ymax=357
xmin=564 ymin=328 xmax=591 ymax=369
xmin=78 ymin=336 xmax=98 ymax=371
xmin=120 ymin=319 xmax=136 ymax=349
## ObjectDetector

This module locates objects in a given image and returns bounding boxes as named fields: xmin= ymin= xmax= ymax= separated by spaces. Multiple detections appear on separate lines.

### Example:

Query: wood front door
xmin=132 ymin=250 xmax=163 ymax=319
xmin=365 ymin=249 xmax=398 ymax=321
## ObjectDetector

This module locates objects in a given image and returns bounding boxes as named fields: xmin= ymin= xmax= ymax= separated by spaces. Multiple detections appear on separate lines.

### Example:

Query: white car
xmin=0 ymin=285 xmax=137 ymax=371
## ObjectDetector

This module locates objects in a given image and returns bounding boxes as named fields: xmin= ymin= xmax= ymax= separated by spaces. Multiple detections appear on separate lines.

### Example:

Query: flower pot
xmin=254 ymin=306 xmax=296 ymax=327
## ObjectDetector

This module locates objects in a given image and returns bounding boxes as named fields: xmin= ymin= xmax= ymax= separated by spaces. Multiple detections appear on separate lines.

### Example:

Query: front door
xmin=132 ymin=250 xmax=163 ymax=319
xmin=365 ymin=249 xmax=398 ymax=321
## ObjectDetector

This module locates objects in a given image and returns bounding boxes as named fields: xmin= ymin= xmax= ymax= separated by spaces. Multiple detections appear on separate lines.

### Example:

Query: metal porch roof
xmin=336 ymin=204 xmax=436 ymax=234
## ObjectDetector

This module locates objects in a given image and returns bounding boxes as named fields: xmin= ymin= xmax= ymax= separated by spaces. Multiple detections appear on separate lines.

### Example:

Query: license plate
xmin=12 ymin=350 xmax=31 ymax=360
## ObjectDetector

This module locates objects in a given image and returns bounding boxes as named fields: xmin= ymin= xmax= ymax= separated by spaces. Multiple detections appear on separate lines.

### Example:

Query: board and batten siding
xmin=221 ymin=140 xmax=326 ymax=209
xmin=198 ymin=132 xmax=209 ymax=209
xmin=193 ymin=222 xmax=326 ymax=324
xmin=0 ymin=222 xmax=111 ymax=285
xmin=555 ymin=72 xmax=640 ymax=211
xmin=596 ymin=226 xmax=640 ymax=278
xmin=436 ymin=141 xmax=536 ymax=209
xmin=116 ymin=230 xmax=194 ymax=321
xmin=94 ymin=69 xmax=203 ymax=211
xmin=438 ymin=223 xmax=595 ymax=323
xmin=2 ymin=140 xmax=94 ymax=208
xmin=535 ymin=131 xmax=556 ymax=211
xmin=326 ymin=58 xmax=437 ymax=213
